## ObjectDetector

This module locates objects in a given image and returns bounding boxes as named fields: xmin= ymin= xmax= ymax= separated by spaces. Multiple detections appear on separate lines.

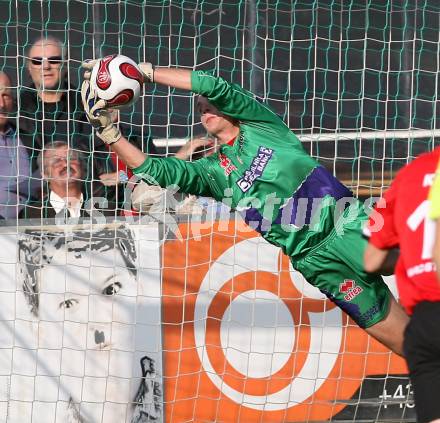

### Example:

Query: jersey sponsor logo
xmin=360 ymin=302 xmax=381 ymax=325
xmin=339 ymin=279 xmax=363 ymax=302
xmin=237 ymin=146 xmax=273 ymax=192
xmin=407 ymin=261 xmax=437 ymax=277
xmin=218 ymin=153 xmax=237 ymax=176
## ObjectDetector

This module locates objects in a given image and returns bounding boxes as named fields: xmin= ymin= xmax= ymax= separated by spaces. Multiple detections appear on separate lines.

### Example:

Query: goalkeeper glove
xmin=80 ymin=76 xmax=122 ymax=146
xmin=80 ymin=57 xmax=153 ymax=144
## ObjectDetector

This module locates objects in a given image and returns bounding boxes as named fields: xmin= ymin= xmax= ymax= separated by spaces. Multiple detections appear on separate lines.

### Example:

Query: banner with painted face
xmin=0 ymin=223 xmax=163 ymax=423
xmin=162 ymin=221 xmax=415 ymax=422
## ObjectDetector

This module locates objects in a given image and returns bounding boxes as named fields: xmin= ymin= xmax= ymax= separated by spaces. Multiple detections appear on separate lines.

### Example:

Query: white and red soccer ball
xmin=90 ymin=54 xmax=143 ymax=109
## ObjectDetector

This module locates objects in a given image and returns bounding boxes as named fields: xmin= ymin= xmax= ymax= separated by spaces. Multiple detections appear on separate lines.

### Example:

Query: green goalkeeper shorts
xmin=293 ymin=215 xmax=392 ymax=329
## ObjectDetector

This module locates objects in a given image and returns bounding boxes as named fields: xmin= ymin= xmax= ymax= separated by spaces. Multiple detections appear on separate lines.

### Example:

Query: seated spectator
xmin=19 ymin=140 xmax=118 ymax=219
xmin=0 ymin=71 xmax=31 ymax=219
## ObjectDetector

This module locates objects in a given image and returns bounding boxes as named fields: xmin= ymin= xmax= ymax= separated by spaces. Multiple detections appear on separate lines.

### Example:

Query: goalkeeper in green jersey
xmin=81 ymin=61 xmax=409 ymax=356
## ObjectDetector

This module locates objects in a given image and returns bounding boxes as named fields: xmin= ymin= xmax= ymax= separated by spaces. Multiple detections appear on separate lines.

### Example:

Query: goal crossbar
xmin=152 ymin=129 xmax=440 ymax=148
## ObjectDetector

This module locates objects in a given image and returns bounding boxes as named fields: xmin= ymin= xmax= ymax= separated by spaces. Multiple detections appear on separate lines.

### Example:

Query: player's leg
xmin=404 ymin=301 xmax=440 ymax=423
xmin=296 ymin=252 xmax=406 ymax=355
xmin=326 ymin=214 xmax=410 ymax=356
xmin=364 ymin=295 xmax=408 ymax=357
xmin=294 ymin=214 xmax=408 ymax=356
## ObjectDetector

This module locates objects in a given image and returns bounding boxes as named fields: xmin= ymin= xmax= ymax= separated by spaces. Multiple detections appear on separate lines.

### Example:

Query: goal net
xmin=1 ymin=0 xmax=438 ymax=421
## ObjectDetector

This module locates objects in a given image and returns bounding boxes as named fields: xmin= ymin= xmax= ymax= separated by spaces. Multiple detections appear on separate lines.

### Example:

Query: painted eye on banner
xmin=59 ymin=298 xmax=79 ymax=310
xmin=102 ymin=282 xmax=122 ymax=296
xmin=193 ymin=237 xmax=343 ymax=410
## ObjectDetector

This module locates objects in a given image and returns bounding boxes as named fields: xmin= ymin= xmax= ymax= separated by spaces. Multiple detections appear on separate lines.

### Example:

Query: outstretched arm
xmin=148 ymin=67 xmax=192 ymax=90
xmin=81 ymin=60 xmax=216 ymax=198
xmin=141 ymin=63 xmax=279 ymax=127
xmin=81 ymin=63 xmax=192 ymax=157
xmin=110 ymin=136 xmax=147 ymax=168
xmin=81 ymin=62 xmax=211 ymax=175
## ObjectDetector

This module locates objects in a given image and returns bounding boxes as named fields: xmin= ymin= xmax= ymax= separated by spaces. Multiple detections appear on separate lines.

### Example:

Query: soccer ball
xmin=90 ymin=54 xmax=143 ymax=109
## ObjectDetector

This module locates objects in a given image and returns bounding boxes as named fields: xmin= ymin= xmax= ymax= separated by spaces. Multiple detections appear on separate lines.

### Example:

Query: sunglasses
xmin=30 ymin=56 xmax=63 ymax=66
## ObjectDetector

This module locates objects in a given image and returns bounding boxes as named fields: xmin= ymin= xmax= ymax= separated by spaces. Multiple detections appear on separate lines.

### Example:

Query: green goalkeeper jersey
xmin=133 ymin=71 xmax=354 ymax=261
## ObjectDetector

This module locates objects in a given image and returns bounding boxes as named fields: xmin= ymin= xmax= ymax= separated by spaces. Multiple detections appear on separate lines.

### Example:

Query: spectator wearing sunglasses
xmin=19 ymin=36 xmax=92 ymax=166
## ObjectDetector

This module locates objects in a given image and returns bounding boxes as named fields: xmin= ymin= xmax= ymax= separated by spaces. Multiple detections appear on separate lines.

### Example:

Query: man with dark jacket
xmin=19 ymin=140 xmax=118 ymax=220
xmin=19 ymin=36 xmax=92 ymax=168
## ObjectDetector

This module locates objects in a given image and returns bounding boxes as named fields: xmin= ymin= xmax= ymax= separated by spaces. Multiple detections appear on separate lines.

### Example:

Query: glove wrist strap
xmin=97 ymin=124 xmax=122 ymax=145
xmin=140 ymin=62 xmax=155 ymax=83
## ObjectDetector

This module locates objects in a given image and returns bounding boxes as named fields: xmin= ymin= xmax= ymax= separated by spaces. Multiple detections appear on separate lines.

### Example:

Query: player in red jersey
xmin=364 ymin=147 xmax=440 ymax=423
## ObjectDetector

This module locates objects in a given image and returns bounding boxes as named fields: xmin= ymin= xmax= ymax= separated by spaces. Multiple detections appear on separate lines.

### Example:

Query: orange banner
xmin=162 ymin=221 xmax=408 ymax=422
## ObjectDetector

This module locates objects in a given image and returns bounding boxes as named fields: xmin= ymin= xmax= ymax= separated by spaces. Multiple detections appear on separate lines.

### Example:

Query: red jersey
xmin=104 ymin=146 xmax=139 ymax=216
xmin=105 ymin=145 xmax=134 ymax=180
xmin=368 ymin=147 xmax=440 ymax=314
